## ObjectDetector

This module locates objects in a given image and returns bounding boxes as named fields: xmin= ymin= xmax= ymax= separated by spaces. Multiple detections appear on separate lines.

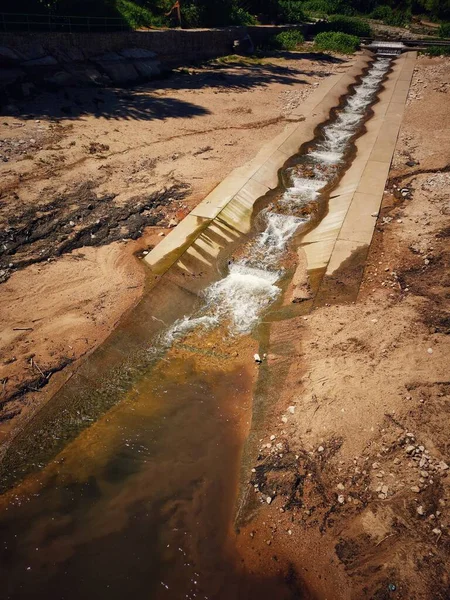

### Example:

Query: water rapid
xmin=163 ymin=57 xmax=391 ymax=342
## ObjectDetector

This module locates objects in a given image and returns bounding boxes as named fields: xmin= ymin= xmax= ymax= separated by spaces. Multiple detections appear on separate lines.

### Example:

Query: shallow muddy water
xmin=0 ymin=57 xmax=392 ymax=599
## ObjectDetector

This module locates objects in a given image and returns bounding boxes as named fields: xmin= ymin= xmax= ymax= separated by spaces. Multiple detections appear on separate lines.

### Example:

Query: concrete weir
xmin=144 ymin=52 xmax=373 ymax=275
xmin=145 ymin=51 xmax=416 ymax=303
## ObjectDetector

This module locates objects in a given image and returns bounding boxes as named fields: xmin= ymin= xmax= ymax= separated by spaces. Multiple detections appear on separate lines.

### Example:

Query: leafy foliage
xmin=439 ymin=21 xmax=450 ymax=36
xmin=313 ymin=14 xmax=371 ymax=36
xmin=314 ymin=31 xmax=360 ymax=53
xmin=421 ymin=44 xmax=450 ymax=54
xmin=271 ymin=29 xmax=305 ymax=49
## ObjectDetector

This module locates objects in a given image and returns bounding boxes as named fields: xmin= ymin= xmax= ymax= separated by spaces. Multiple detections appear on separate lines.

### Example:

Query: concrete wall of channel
xmin=0 ymin=24 xmax=306 ymax=104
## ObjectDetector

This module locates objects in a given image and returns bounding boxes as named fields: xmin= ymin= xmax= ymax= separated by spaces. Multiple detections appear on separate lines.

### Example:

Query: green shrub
xmin=181 ymin=4 xmax=202 ymax=27
xmin=370 ymin=5 xmax=393 ymax=21
xmin=301 ymin=0 xmax=354 ymax=17
xmin=272 ymin=29 xmax=305 ymax=50
xmin=229 ymin=6 xmax=258 ymax=25
xmin=115 ymin=0 xmax=162 ymax=28
xmin=277 ymin=1 xmax=305 ymax=23
xmin=421 ymin=45 xmax=450 ymax=55
xmin=383 ymin=9 xmax=412 ymax=27
xmin=439 ymin=22 xmax=450 ymax=38
xmin=327 ymin=15 xmax=371 ymax=36
xmin=314 ymin=31 xmax=360 ymax=53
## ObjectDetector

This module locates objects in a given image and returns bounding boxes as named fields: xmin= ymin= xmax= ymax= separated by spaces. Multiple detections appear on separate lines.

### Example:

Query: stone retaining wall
xmin=0 ymin=24 xmax=307 ymax=106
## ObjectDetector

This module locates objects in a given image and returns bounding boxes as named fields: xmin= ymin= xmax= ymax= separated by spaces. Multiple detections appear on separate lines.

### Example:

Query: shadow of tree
xmin=19 ymin=89 xmax=212 ymax=121
xmin=15 ymin=53 xmax=348 ymax=121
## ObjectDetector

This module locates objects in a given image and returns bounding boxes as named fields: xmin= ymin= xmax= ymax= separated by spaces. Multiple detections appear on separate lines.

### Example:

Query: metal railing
xmin=0 ymin=12 xmax=129 ymax=33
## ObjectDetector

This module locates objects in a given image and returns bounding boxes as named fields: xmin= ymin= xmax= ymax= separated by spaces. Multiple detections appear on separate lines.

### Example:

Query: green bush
xmin=314 ymin=31 xmax=360 ymax=53
xmin=115 ymin=0 xmax=162 ymax=28
xmin=383 ymin=9 xmax=412 ymax=27
xmin=421 ymin=44 xmax=450 ymax=55
xmin=229 ymin=6 xmax=258 ymax=25
xmin=370 ymin=5 xmax=393 ymax=20
xmin=439 ymin=22 xmax=450 ymax=37
xmin=301 ymin=0 xmax=354 ymax=17
xmin=327 ymin=15 xmax=371 ymax=36
xmin=272 ymin=29 xmax=305 ymax=50
xmin=278 ymin=0 xmax=305 ymax=23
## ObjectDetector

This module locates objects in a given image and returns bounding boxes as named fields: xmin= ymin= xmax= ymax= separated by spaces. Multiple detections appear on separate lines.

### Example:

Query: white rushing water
xmin=161 ymin=58 xmax=391 ymax=342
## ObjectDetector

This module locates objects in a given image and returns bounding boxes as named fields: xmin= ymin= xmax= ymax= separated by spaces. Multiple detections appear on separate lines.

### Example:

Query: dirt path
xmin=236 ymin=56 xmax=450 ymax=599
xmin=0 ymin=53 xmax=352 ymax=444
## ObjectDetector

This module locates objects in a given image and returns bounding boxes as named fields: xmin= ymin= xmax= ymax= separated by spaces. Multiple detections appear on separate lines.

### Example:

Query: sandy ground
xmin=0 ymin=52 xmax=352 ymax=443
xmin=236 ymin=56 xmax=450 ymax=599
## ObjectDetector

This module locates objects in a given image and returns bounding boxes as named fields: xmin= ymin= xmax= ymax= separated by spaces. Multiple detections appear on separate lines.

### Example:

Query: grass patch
xmin=420 ymin=45 xmax=450 ymax=56
xmin=314 ymin=31 xmax=360 ymax=54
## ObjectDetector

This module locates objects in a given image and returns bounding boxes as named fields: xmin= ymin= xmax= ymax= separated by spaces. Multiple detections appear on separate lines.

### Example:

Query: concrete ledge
xmin=145 ymin=52 xmax=372 ymax=275
xmin=303 ymin=52 xmax=416 ymax=286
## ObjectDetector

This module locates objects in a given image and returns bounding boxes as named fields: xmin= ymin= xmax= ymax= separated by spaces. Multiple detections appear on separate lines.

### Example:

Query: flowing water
xmin=0 ymin=57 xmax=391 ymax=600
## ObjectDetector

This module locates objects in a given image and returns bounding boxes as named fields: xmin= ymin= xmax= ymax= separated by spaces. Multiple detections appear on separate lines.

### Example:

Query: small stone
xmin=427 ymin=348 xmax=433 ymax=354
xmin=158 ymin=232 xmax=165 ymax=237
xmin=318 ymin=446 xmax=324 ymax=453
xmin=381 ymin=485 xmax=389 ymax=495
xmin=281 ymin=416 xmax=288 ymax=424
xmin=417 ymin=505 xmax=425 ymax=516
xmin=432 ymin=528 xmax=442 ymax=535
xmin=438 ymin=461 xmax=449 ymax=471
xmin=337 ymin=483 xmax=345 ymax=491
xmin=420 ymin=471 xmax=429 ymax=478
xmin=254 ymin=354 xmax=262 ymax=364
xmin=378 ymin=493 xmax=386 ymax=500
xmin=270 ymin=435 xmax=276 ymax=441
xmin=418 ymin=446 xmax=425 ymax=452
xmin=405 ymin=445 xmax=415 ymax=454
xmin=371 ymin=318 xmax=378 ymax=323
xmin=287 ymin=406 xmax=295 ymax=414
xmin=266 ymin=496 xmax=272 ymax=504
xmin=337 ymin=495 xmax=345 ymax=504
xmin=394 ymin=458 xmax=401 ymax=465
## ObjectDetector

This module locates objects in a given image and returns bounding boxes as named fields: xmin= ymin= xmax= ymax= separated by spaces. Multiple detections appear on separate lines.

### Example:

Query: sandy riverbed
xmin=0 ymin=52 xmax=353 ymax=442
xmin=237 ymin=56 xmax=450 ymax=599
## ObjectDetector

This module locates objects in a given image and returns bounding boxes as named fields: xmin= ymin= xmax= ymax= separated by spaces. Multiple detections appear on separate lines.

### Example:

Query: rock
xmin=337 ymin=483 xmax=345 ymax=491
xmin=418 ymin=446 xmax=425 ymax=452
xmin=420 ymin=471 xmax=429 ymax=478
xmin=281 ymin=416 xmax=288 ymax=423
xmin=254 ymin=353 xmax=262 ymax=364
xmin=270 ymin=435 xmax=276 ymax=441
xmin=405 ymin=445 xmax=415 ymax=454
xmin=438 ymin=461 xmax=449 ymax=471
xmin=427 ymin=348 xmax=433 ymax=354
xmin=288 ymin=406 xmax=295 ymax=414
xmin=158 ymin=232 xmax=165 ymax=237
xmin=317 ymin=446 xmax=324 ymax=453
xmin=416 ymin=505 xmax=425 ymax=516
xmin=381 ymin=485 xmax=389 ymax=495
xmin=266 ymin=496 xmax=272 ymax=504
xmin=337 ymin=495 xmax=345 ymax=504
xmin=22 ymin=55 xmax=58 ymax=67
xmin=168 ymin=218 xmax=178 ymax=228
xmin=411 ymin=486 xmax=421 ymax=493
xmin=432 ymin=528 xmax=442 ymax=535
xmin=394 ymin=458 xmax=401 ymax=465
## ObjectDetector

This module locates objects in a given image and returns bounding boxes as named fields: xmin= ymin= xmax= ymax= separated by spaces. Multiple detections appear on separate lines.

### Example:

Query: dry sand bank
xmin=0 ymin=52 xmax=352 ymax=443
xmin=237 ymin=56 xmax=450 ymax=599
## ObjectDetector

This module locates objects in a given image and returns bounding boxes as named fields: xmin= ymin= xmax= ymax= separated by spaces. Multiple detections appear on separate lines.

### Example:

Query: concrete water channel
xmin=0 ymin=50 xmax=415 ymax=600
